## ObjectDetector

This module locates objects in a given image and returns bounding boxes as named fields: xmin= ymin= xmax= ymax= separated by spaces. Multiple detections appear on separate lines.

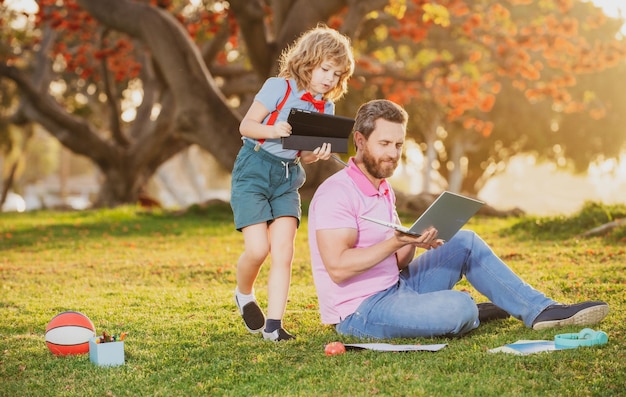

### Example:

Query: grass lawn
xmin=0 ymin=202 xmax=625 ymax=396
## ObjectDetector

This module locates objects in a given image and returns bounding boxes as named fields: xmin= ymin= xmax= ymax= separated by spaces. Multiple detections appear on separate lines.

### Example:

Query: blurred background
xmin=1 ymin=0 xmax=625 ymax=215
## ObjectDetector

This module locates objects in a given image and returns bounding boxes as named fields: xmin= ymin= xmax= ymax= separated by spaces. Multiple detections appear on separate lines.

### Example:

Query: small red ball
xmin=324 ymin=341 xmax=346 ymax=356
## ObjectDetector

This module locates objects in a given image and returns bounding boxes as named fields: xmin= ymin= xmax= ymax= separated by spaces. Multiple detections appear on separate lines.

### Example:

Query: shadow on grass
xmin=0 ymin=202 xmax=235 ymax=251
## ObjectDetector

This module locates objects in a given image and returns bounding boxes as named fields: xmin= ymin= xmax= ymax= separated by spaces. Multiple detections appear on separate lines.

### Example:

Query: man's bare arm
xmin=317 ymin=227 xmax=441 ymax=284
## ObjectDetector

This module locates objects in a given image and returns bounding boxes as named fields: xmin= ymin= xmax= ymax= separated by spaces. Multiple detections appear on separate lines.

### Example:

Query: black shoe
xmin=262 ymin=328 xmax=295 ymax=342
xmin=477 ymin=302 xmax=510 ymax=323
xmin=532 ymin=301 xmax=609 ymax=330
xmin=235 ymin=295 xmax=265 ymax=333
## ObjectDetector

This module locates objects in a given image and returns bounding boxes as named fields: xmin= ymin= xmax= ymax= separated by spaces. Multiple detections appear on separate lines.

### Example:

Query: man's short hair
xmin=353 ymin=99 xmax=408 ymax=140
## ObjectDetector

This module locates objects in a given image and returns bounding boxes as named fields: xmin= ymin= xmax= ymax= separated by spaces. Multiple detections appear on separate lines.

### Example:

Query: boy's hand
xmin=312 ymin=143 xmax=332 ymax=161
xmin=301 ymin=143 xmax=332 ymax=164
xmin=273 ymin=121 xmax=292 ymax=138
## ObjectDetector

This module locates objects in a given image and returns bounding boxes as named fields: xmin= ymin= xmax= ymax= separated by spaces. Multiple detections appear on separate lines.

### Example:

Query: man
xmin=307 ymin=99 xmax=609 ymax=339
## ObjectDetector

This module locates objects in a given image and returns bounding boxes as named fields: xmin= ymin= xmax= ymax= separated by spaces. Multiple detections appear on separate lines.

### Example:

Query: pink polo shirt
xmin=308 ymin=158 xmax=401 ymax=324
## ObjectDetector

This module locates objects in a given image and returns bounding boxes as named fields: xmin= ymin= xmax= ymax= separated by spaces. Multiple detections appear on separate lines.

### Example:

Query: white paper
xmin=344 ymin=343 xmax=447 ymax=352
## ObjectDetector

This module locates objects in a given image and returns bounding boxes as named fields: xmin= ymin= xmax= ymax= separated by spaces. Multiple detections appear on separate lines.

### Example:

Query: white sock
xmin=235 ymin=287 xmax=257 ymax=307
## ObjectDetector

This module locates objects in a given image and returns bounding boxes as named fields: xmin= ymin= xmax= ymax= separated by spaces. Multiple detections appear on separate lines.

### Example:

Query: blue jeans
xmin=336 ymin=230 xmax=555 ymax=339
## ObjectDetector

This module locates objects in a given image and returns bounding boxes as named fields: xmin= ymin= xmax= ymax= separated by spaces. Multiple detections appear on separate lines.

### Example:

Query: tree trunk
xmin=0 ymin=161 xmax=18 ymax=209
xmin=421 ymin=116 xmax=440 ymax=193
xmin=447 ymin=138 xmax=464 ymax=194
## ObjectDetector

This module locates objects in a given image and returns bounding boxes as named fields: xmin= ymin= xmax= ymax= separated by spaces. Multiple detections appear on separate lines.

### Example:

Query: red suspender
xmin=257 ymin=80 xmax=291 ymax=146
xmin=267 ymin=81 xmax=291 ymax=126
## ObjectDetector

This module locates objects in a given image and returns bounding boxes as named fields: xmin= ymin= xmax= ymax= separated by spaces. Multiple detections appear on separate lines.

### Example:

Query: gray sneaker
xmin=262 ymin=328 xmax=295 ymax=342
xmin=235 ymin=295 xmax=265 ymax=333
xmin=532 ymin=301 xmax=609 ymax=330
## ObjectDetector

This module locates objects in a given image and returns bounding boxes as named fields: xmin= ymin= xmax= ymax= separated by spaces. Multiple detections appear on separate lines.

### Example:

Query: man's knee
xmin=447 ymin=291 xmax=479 ymax=335
xmin=451 ymin=229 xmax=477 ymax=247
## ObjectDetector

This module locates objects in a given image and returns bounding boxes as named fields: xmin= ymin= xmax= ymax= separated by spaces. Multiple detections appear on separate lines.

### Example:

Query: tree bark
xmin=76 ymin=0 xmax=244 ymax=170
xmin=2 ymin=0 xmax=390 ymax=207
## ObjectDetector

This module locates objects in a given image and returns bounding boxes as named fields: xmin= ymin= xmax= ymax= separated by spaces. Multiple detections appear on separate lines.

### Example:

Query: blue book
xmin=489 ymin=340 xmax=559 ymax=355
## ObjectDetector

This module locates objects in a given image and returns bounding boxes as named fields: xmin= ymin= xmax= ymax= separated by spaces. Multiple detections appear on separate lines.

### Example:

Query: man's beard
xmin=362 ymin=146 xmax=398 ymax=179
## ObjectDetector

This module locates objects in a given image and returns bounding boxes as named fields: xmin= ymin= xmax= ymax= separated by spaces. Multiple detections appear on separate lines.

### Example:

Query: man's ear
xmin=353 ymin=131 xmax=364 ymax=150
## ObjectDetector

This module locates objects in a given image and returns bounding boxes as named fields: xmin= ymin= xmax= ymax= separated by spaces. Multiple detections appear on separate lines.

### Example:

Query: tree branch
xmin=229 ymin=0 xmax=273 ymax=78
xmin=0 ymin=64 xmax=117 ymax=169
xmin=342 ymin=0 xmax=389 ymax=38
xmin=99 ymin=28 xmax=130 ymax=147
xmin=77 ymin=0 xmax=243 ymax=171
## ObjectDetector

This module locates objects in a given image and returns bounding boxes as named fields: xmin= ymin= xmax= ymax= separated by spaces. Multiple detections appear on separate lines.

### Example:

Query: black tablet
xmin=283 ymin=108 xmax=355 ymax=153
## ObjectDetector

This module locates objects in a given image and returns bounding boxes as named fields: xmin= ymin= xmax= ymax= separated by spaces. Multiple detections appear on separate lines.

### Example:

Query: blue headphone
xmin=554 ymin=328 xmax=608 ymax=349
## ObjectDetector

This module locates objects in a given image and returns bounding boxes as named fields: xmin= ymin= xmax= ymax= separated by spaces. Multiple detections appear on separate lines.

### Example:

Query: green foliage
xmin=0 ymin=206 xmax=625 ymax=396
xmin=508 ymin=201 xmax=626 ymax=241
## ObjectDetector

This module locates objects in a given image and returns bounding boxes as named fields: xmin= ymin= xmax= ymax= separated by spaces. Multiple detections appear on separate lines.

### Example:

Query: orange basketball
xmin=45 ymin=311 xmax=96 ymax=356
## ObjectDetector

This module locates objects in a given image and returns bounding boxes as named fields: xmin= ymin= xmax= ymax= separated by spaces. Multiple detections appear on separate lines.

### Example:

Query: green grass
xmin=1 ymin=202 xmax=625 ymax=396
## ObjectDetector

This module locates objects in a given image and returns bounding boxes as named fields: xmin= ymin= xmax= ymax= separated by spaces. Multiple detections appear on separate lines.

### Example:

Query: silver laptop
xmin=360 ymin=191 xmax=484 ymax=241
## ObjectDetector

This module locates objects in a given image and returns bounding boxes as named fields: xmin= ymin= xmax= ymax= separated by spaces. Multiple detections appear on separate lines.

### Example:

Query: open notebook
xmin=360 ymin=191 xmax=484 ymax=241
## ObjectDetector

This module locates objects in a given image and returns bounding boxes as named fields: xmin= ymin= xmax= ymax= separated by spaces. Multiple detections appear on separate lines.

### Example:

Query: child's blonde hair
xmin=278 ymin=25 xmax=354 ymax=102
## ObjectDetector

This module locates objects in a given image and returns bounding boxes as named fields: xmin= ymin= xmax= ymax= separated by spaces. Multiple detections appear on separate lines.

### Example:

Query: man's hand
xmin=395 ymin=227 xmax=444 ymax=250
